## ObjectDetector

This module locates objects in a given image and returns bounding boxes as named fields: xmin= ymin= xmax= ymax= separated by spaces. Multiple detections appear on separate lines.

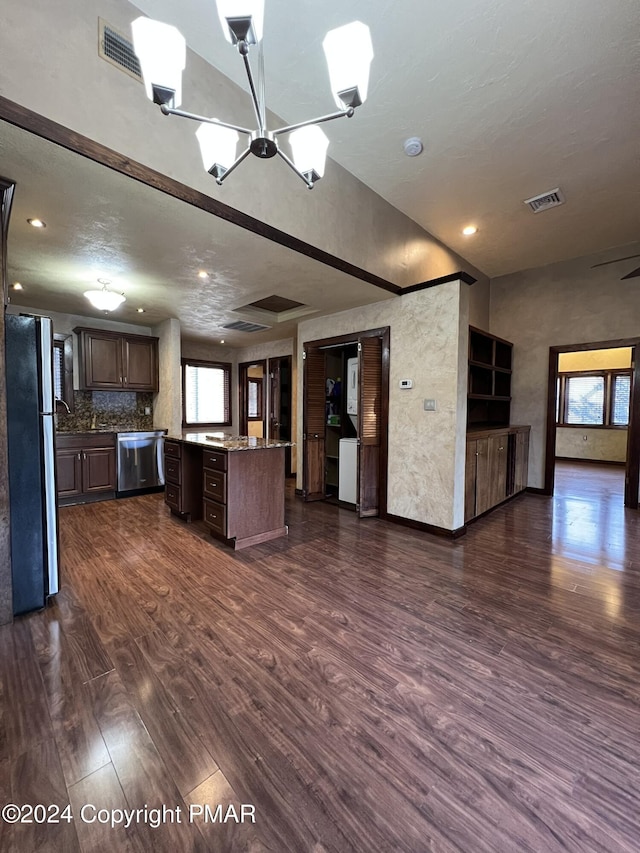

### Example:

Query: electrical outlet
xmin=424 ymin=399 xmax=437 ymax=411
xmin=145 ymin=406 xmax=151 ymax=415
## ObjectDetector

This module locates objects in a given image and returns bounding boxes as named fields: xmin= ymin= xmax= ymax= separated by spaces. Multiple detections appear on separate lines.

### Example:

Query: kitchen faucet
xmin=55 ymin=397 xmax=71 ymax=414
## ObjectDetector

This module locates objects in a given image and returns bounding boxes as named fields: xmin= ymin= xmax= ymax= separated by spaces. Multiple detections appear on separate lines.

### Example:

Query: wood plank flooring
xmin=1 ymin=461 xmax=640 ymax=851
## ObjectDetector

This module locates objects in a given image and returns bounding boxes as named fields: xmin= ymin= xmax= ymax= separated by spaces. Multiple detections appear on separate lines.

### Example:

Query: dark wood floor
xmin=2 ymin=462 xmax=640 ymax=852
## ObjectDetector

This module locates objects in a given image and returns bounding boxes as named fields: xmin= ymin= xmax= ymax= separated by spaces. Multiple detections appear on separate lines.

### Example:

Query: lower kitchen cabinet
xmin=163 ymin=439 xmax=203 ymax=521
xmin=465 ymin=425 xmax=530 ymax=522
xmin=56 ymin=433 xmax=117 ymax=505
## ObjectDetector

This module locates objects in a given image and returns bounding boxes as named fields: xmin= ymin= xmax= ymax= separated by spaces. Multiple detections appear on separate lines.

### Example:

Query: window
xmin=565 ymin=375 xmax=605 ymax=424
xmin=53 ymin=334 xmax=74 ymax=412
xmin=182 ymin=359 xmax=231 ymax=427
xmin=556 ymin=370 xmax=631 ymax=428
xmin=612 ymin=374 xmax=631 ymax=426
xmin=247 ymin=378 xmax=263 ymax=419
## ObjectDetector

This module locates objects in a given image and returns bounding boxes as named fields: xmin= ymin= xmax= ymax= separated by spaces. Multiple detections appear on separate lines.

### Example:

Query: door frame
xmin=238 ymin=359 xmax=267 ymax=438
xmin=545 ymin=337 xmax=640 ymax=508
xmin=302 ymin=326 xmax=390 ymax=516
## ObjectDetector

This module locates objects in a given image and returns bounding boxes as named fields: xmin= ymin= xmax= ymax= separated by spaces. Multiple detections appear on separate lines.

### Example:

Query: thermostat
xmin=399 ymin=379 xmax=413 ymax=389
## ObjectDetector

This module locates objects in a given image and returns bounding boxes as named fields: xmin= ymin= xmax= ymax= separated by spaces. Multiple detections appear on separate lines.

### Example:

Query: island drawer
xmin=164 ymin=440 xmax=181 ymax=459
xmin=165 ymin=482 xmax=181 ymax=511
xmin=165 ymin=456 xmax=181 ymax=484
xmin=203 ymin=450 xmax=227 ymax=472
xmin=203 ymin=498 xmax=226 ymax=536
xmin=203 ymin=469 xmax=226 ymax=503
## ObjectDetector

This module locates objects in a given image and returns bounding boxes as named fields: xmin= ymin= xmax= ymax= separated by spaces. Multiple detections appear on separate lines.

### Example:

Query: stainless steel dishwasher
xmin=116 ymin=431 xmax=165 ymax=495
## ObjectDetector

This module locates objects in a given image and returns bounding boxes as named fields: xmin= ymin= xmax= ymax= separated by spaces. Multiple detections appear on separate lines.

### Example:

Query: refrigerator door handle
xmin=39 ymin=316 xmax=55 ymax=415
xmin=41 ymin=414 xmax=59 ymax=595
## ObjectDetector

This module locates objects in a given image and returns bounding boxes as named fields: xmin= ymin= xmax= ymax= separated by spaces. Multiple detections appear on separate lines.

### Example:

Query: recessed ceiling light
xmin=12 ymin=282 xmax=23 ymax=290
xmin=137 ymin=308 xmax=145 ymax=313
xmin=220 ymin=339 xmax=225 ymax=344
xmin=27 ymin=218 xmax=46 ymax=228
xmin=462 ymin=225 xmax=477 ymax=236
xmin=198 ymin=270 xmax=209 ymax=279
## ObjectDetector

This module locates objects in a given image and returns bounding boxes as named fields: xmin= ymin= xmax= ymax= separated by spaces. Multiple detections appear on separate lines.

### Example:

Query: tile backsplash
xmin=56 ymin=391 xmax=154 ymax=432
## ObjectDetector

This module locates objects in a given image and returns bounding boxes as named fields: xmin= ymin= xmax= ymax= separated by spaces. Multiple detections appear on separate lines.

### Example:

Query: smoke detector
xmin=403 ymin=137 xmax=423 ymax=157
xmin=523 ymin=188 xmax=566 ymax=213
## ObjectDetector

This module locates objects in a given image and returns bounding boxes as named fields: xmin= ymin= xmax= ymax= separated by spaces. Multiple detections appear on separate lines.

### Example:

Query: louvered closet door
xmin=303 ymin=347 xmax=326 ymax=501
xmin=358 ymin=336 xmax=382 ymax=517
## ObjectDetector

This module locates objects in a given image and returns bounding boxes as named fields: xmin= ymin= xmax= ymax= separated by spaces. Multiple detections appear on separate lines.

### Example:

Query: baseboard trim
xmin=526 ymin=487 xmax=549 ymax=496
xmin=294 ymin=488 xmax=304 ymax=496
xmin=384 ymin=512 xmax=467 ymax=539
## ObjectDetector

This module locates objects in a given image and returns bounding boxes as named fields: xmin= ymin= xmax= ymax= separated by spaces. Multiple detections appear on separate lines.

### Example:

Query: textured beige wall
xmin=468 ymin=279 xmax=490 ymax=330
xmin=0 ymin=0 xmax=485 ymax=289
xmin=490 ymin=243 xmax=640 ymax=488
xmin=556 ymin=428 xmax=628 ymax=463
xmin=297 ymin=283 xmax=467 ymax=530
xmin=153 ymin=318 xmax=182 ymax=435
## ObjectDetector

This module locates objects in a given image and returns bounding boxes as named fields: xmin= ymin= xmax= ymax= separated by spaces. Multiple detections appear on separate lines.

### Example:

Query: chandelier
xmin=131 ymin=2 xmax=373 ymax=189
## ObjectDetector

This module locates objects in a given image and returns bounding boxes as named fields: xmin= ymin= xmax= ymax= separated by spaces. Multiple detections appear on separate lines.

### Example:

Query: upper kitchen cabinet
xmin=74 ymin=327 xmax=159 ymax=391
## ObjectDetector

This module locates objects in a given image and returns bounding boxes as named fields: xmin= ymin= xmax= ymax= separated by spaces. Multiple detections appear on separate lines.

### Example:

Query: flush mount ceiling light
xmin=27 ymin=218 xmax=46 ymax=228
xmin=84 ymin=280 xmax=126 ymax=312
xmin=131 ymin=4 xmax=373 ymax=189
xmin=462 ymin=225 xmax=478 ymax=236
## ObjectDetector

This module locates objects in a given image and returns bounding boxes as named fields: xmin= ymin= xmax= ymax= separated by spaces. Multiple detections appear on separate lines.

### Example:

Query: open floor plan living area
xmin=1 ymin=0 xmax=639 ymax=850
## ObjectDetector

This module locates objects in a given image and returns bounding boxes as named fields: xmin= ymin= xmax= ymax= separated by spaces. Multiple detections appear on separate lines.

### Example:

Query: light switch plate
xmin=423 ymin=399 xmax=437 ymax=411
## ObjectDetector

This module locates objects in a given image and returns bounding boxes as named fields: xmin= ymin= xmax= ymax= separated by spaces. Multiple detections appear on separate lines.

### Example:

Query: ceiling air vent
xmin=523 ymin=188 xmax=565 ymax=213
xmin=98 ymin=18 xmax=142 ymax=81
xmin=221 ymin=320 xmax=272 ymax=333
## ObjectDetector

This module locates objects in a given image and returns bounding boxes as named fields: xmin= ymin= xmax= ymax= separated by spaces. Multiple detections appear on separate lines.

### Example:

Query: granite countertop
xmin=169 ymin=433 xmax=295 ymax=451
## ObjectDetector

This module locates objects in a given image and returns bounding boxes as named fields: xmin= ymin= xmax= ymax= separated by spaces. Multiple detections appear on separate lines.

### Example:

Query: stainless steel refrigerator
xmin=5 ymin=314 xmax=60 ymax=614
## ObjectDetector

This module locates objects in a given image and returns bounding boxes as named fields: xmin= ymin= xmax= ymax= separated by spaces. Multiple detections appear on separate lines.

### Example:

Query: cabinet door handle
xmin=499 ymin=446 xmax=504 ymax=451
xmin=77 ymin=452 xmax=81 ymax=460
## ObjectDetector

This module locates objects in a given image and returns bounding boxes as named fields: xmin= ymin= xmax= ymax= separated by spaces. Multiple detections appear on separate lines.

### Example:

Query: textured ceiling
xmin=1 ymin=121 xmax=392 ymax=344
xmin=3 ymin=0 xmax=640 ymax=346
xmin=133 ymin=0 xmax=640 ymax=276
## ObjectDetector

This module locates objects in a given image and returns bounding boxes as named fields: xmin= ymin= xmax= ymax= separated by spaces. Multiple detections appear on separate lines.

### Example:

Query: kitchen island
xmin=164 ymin=434 xmax=294 ymax=550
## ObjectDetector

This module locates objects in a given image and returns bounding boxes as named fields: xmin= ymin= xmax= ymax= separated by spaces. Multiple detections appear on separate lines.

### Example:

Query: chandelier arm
xmin=216 ymin=145 xmax=253 ymax=184
xmin=241 ymin=50 xmax=266 ymax=134
xmin=273 ymin=108 xmax=355 ymax=137
xmin=276 ymin=149 xmax=314 ymax=189
xmin=160 ymin=106 xmax=252 ymax=135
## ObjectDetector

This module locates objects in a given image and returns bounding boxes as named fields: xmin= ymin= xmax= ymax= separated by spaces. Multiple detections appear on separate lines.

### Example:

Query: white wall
xmin=490 ymin=243 xmax=640 ymax=488
xmin=297 ymin=282 xmax=468 ymax=531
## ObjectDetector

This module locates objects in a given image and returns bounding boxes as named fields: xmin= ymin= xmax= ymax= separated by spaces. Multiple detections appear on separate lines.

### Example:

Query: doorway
xmin=239 ymin=360 xmax=266 ymax=439
xmin=267 ymin=354 xmax=293 ymax=476
xmin=545 ymin=338 xmax=640 ymax=508
xmin=302 ymin=327 xmax=390 ymax=517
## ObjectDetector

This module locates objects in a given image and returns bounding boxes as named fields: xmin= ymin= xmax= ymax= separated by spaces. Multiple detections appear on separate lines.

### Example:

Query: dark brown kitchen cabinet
xmin=164 ymin=439 xmax=203 ymax=521
xmin=465 ymin=425 xmax=530 ymax=522
xmin=56 ymin=433 xmax=117 ymax=505
xmin=74 ymin=327 xmax=159 ymax=391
